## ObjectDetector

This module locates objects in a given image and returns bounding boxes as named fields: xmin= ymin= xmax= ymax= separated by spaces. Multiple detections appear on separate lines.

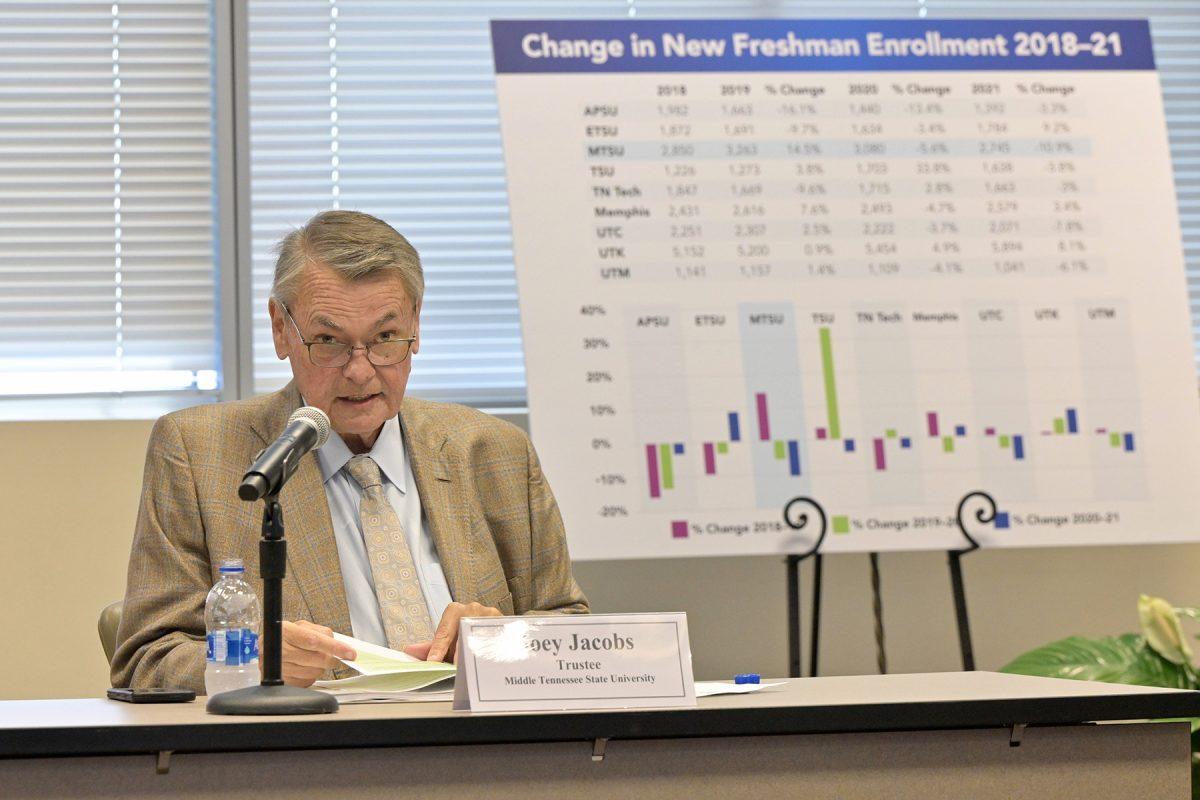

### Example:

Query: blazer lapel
xmin=401 ymin=401 xmax=475 ymax=603
xmin=249 ymin=384 xmax=353 ymax=636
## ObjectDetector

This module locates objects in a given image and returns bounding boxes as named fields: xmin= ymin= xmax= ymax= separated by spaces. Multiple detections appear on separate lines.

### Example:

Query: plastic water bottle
xmin=204 ymin=559 xmax=262 ymax=696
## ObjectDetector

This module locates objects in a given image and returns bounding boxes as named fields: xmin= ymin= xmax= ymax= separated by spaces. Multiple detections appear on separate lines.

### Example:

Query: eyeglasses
xmin=277 ymin=300 xmax=416 ymax=368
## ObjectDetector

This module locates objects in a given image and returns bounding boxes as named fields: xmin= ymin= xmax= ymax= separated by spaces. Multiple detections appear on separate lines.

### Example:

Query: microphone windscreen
xmin=289 ymin=406 xmax=332 ymax=449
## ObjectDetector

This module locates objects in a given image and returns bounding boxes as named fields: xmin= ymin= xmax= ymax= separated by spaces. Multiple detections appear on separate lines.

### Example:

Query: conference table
xmin=2 ymin=671 xmax=1196 ymax=799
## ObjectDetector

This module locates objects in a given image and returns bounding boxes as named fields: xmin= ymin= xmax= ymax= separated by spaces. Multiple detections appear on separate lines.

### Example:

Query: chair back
xmin=98 ymin=600 xmax=123 ymax=664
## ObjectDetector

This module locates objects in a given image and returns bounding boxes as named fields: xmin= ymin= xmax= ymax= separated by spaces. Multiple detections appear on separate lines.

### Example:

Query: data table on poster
xmin=490 ymin=19 xmax=1200 ymax=559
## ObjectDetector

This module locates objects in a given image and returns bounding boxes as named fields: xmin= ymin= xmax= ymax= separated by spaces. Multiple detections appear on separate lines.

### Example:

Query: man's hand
xmin=281 ymin=620 xmax=357 ymax=687
xmin=402 ymin=602 xmax=503 ymax=663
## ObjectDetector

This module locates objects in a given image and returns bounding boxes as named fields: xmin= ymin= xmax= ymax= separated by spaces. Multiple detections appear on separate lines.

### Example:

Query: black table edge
xmin=2 ymin=691 xmax=1199 ymax=759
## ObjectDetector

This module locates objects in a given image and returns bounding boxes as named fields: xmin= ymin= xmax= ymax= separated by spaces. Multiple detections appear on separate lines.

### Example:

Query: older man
xmin=112 ymin=210 xmax=588 ymax=692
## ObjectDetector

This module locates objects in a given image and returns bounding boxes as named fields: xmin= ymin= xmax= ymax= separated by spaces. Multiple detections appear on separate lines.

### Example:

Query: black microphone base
xmin=206 ymin=684 xmax=338 ymax=716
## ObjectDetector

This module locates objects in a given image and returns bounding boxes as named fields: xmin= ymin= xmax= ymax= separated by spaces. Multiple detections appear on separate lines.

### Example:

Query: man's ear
xmin=411 ymin=301 xmax=422 ymax=355
xmin=268 ymin=298 xmax=288 ymax=361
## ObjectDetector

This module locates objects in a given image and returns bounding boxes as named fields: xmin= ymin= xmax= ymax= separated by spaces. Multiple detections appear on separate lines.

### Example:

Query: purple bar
xmin=1095 ymin=427 xmax=1107 ymax=434
xmin=873 ymin=438 xmax=886 ymax=471
xmin=985 ymin=427 xmax=996 ymax=436
xmin=756 ymin=392 xmax=770 ymax=440
xmin=816 ymin=427 xmax=828 ymax=440
xmin=703 ymin=442 xmax=716 ymax=475
xmin=646 ymin=444 xmax=661 ymax=499
xmin=927 ymin=412 xmax=939 ymax=437
xmin=671 ymin=520 xmax=688 ymax=539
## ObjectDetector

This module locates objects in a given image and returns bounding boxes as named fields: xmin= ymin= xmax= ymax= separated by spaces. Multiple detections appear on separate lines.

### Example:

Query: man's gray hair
xmin=271 ymin=210 xmax=424 ymax=309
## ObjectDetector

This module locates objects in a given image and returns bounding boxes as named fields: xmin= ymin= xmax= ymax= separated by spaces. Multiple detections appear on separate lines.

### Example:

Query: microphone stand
xmin=207 ymin=490 xmax=338 ymax=715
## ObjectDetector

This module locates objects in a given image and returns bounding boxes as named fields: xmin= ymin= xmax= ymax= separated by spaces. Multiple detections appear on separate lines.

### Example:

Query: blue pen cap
xmin=734 ymin=673 xmax=760 ymax=684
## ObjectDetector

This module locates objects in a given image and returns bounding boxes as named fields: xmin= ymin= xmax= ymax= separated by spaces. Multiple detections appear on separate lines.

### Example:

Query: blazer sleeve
xmin=110 ymin=414 xmax=211 ymax=692
xmin=523 ymin=434 xmax=589 ymax=615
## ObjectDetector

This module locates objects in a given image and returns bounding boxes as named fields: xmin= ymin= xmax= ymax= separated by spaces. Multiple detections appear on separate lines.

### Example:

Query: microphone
xmin=238 ymin=406 xmax=331 ymax=501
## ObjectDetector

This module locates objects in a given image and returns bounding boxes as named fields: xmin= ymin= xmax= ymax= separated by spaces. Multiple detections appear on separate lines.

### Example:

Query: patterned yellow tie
xmin=346 ymin=454 xmax=434 ymax=650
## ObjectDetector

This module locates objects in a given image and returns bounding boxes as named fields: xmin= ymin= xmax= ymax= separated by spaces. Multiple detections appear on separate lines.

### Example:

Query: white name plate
xmin=452 ymin=612 xmax=696 ymax=712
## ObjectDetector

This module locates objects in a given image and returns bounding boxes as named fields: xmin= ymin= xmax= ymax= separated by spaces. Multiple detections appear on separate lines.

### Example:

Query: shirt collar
xmin=315 ymin=415 xmax=408 ymax=494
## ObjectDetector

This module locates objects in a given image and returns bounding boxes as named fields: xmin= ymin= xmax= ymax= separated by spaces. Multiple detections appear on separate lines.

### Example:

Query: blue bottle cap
xmin=733 ymin=673 xmax=760 ymax=684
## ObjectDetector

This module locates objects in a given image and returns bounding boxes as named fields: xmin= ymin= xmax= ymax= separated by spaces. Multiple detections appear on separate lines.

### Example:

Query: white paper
xmin=314 ymin=632 xmax=457 ymax=701
xmin=332 ymin=631 xmax=419 ymax=675
xmin=319 ymin=682 xmax=455 ymax=705
xmin=695 ymin=681 xmax=784 ymax=697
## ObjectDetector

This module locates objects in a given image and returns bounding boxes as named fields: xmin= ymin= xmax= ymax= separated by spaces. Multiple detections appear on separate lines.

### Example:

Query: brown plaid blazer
xmin=111 ymin=383 xmax=588 ymax=692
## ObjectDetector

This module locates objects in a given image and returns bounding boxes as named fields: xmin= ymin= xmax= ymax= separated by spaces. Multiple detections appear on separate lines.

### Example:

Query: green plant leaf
xmin=1000 ymin=634 xmax=1193 ymax=689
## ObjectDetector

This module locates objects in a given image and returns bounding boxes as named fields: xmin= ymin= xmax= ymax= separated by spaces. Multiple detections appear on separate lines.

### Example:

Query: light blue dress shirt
xmin=315 ymin=415 xmax=453 ymax=647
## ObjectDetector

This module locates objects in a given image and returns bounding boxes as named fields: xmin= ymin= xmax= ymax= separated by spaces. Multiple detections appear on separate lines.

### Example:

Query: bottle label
xmin=243 ymin=630 xmax=259 ymax=662
xmin=207 ymin=629 xmax=259 ymax=665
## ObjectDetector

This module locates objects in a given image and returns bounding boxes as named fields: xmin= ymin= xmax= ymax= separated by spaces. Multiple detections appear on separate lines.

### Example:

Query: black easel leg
xmin=948 ymin=550 xmax=976 ymax=671
xmin=869 ymin=552 xmax=887 ymax=674
xmin=809 ymin=553 xmax=823 ymax=677
xmin=787 ymin=555 xmax=802 ymax=678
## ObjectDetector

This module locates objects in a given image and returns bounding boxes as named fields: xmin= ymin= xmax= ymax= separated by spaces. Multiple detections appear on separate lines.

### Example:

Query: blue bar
xmin=1066 ymin=408 xmax=1078 ymax=434
xmin=1013 ymin=435 xmax=1025 ymax=460
xmin=1124 ymin=432 xmax=1135 ymax=452
xmin=954 ymin=425 xmax=966 ymax=436
xmin=674 ymin=443 xmax=685 ymax=455
xmin=900 ymin=437 xmax=911 ymax=449
xmin=995 ymin=512 xmax=1011 ymax=529
xmin=844 ymin=439 xmax=856 ymax=453
xmin=728 ymin=412 xmax=741 ymax=442
xmin=787 ymin=440 xmax=801 ymax=476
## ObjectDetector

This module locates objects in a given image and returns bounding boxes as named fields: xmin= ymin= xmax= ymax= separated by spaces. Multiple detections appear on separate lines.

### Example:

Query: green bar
xmin=885 ymin=429 xmax=897 ymax=439
xmin=659 ymin=444 xmax=674 ymax=489
xmin=999 ymin=435 xmax=1011 ymax=448
xmin=774 ymin=440 xmax=786 ymax=459
xmin=1110 ymin=432 xmax=1121 ymax=448
xmin=1053 ymin=417 xmax=1066 ymax=435
xmin=942 ymin=436 xmax=954 ymax=453
xmin=717 ymin=442 xmax=729 ymax=454
xmin=833 ymin=515 xmax=851 ymax=534
xmin=819 ymin=327 xmax=842 ymax=440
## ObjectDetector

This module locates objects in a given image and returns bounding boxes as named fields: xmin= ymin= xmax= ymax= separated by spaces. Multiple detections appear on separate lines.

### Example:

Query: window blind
xmin=0 ymin=0 xmax=219 ymax=408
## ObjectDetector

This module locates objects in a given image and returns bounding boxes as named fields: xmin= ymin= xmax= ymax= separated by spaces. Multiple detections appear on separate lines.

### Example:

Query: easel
xmin=782 ymin=491 xmax=998 ymax=678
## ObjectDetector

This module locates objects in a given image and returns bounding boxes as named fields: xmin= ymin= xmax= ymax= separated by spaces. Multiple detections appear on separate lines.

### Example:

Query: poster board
xmin=491 ymin=19 xmax=1199 ymax=559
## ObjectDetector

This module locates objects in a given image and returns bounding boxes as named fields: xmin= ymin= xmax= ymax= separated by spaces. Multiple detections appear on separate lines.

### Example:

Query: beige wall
xmin=2 ymin=419 xmax=1197 ymax=700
